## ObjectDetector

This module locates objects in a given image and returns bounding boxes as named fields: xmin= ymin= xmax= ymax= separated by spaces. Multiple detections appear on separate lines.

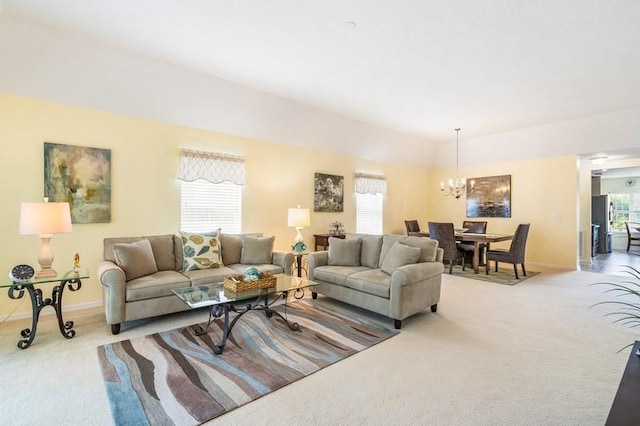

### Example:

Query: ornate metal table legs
xmin=7 ymin=277 xmax=83 ymax=349
xmin=195 ymin=288 xmax=305 ymax=354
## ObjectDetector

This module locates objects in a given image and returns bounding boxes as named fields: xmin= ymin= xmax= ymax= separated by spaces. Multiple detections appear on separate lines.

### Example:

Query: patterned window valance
xmin=355 ymin=173 xmax=387 ymax=195
xmin=177 ymin=149 xmax=245 ymax=185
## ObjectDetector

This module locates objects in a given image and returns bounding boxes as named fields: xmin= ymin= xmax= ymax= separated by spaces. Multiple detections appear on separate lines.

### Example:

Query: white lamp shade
xmin=287 ymin=207 xmax=310 ymax=227
xmin=19 ymin=202 xmax=72 ymax=235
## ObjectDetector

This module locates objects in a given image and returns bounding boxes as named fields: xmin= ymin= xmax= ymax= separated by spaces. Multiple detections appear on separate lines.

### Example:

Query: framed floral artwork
xmin=314 ymin=173 xmax=344 ymax=212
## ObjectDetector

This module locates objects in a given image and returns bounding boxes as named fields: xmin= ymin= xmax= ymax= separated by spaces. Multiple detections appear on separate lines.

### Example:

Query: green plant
xmin=591 ymin=265 xmax=640 ymax=352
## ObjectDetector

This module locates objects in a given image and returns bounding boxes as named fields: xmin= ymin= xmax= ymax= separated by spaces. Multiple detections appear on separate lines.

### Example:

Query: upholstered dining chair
xmin=459 ymin=220 xmax=488 ymax=266
xmin=485 ymin=223 xmax=530 ymax=279
xmin=405 ymin=220 xmax=420 ymax=235
xmin=428 ymin=222 xmax=465 ymax=274
xmin=625 ymin=222 xmax=640 ymax=252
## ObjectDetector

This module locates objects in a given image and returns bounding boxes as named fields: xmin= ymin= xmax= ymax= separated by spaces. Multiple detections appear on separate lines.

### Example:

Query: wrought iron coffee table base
xmin=8 ymin=277 xmax=82 ymax=349
xmin=195 ymin=288 xmax=305 ymax=354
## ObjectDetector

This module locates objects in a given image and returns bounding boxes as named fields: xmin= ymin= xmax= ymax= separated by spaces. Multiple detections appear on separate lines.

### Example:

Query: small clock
xmin=9 ymin=264 xmax=35 ymax=283
xmin=625 ymin=178 xmax=636 ymax=187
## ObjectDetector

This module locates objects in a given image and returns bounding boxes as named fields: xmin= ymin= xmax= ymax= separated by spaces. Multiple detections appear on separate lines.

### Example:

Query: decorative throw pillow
xmin=112 ymin=238 xmax=158 ymax=281
xmin=240 ymin=236 xmax=274 ymax=264
xmin=180 ymin=231 xmax=223 ymax=271
xmin=328 ymin=237 xmax=362 ymax=266
xmin=381 ymin=242 xmax=421 ymax=275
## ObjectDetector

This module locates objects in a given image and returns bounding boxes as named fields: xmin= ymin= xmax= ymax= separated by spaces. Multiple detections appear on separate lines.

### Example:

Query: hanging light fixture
xmin=440 ymin=128 xmax=474 ymax=199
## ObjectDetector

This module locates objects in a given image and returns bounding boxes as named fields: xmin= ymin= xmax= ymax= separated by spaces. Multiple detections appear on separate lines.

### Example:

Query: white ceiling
xmin=1 ymin=0 xmax=640 ymax=168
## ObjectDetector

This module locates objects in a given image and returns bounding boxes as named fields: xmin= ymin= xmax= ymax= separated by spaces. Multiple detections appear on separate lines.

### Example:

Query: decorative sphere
xmin=244 ymin=267 xmax=261 ymax=281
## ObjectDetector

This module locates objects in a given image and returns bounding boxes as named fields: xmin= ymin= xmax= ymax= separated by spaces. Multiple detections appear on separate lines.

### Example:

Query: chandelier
xmin=440 ymin=128 xmax=474 ymax=199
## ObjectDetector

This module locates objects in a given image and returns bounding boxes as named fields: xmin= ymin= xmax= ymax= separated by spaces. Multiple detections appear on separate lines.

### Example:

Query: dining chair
xmin=428 ymin=222 xmax=465 ymax=274
xmin=625 ymin=222 xmax=640 ymax=252
xmin=485 ymin=223 xmax=530 ymax=279
xmin=404 ymin=220 xmax=420 ymax=235
xmin=459 ymin=220 xmax=488 ymax=266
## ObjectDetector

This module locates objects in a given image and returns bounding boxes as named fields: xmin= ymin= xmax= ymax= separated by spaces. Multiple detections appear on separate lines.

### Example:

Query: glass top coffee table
xmin=172 ymin=274 xmax=317 ymax=354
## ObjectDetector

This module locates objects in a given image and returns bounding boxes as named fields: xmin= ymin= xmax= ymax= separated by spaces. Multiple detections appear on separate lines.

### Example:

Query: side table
xmin=291 ymin=252 xmax=308 ymax=278
xmin=313 ymin=233 xmax=346 ymax=251
xmin=1 ymin=270 xmax=88 ymax=349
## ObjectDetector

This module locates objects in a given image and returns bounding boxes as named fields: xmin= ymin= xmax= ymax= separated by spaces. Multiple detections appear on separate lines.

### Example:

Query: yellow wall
xmin=428 ymin=155 xmax=579 ymax=269
xmin=0 ymin=93 xmax=432 ymax=317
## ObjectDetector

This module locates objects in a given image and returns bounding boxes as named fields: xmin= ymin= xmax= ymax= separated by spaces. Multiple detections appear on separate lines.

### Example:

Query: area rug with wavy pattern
xmin=454 ymin=267 xmax=540 ymax=285
xmin=97 ymin=300 xmax=397 ymax=425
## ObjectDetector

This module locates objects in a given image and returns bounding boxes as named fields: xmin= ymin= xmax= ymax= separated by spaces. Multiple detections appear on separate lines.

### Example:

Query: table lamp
xmin=287 ymin=205 xmax=310 ymax=252
xmin=19 ymin=198 xmax=73 ymax=278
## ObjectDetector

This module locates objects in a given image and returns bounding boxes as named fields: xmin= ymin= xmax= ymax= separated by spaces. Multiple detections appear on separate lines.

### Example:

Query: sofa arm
xmin=307 ymin=251 xmax=328 ymax=280
xmin=97 ymin=260 xmax=127 ymax=325
xmin=272 ymin=251 xmax=294 ymax=275
xmin=389 ymin=261 xmax=443 ymax=321
xmin=435 ymin=247 xmax=444 ymax=263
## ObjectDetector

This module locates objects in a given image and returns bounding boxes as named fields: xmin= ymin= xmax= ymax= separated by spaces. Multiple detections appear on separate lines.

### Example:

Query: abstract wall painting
xmin=466 ymin=174 xmax=511 ymax=218
xmin=44 ymin=142 xmax=111 ymax=223
xmin=314 ymin=173 xmax=344 ymax=212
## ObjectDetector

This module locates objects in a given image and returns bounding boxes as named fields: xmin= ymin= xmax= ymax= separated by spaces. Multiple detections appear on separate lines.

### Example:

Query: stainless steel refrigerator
xmin=592 ymin=195 xmax=613 ymax=253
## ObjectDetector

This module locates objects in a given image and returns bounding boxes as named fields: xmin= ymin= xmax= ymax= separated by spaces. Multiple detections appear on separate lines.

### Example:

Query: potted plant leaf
xmin=591 ymin=265 xmax=640 ymax=353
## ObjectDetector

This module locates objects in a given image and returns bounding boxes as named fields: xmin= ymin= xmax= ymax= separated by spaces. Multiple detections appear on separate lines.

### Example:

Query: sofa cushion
xmin=229 ymin=264 xmax=284 ymax=275
xmin=144 ymin=234 xmax=176 ymax=271
xmin=379 ymin=234 xmax=406 ymax=268
xmin=240 ymin=236 xmax=274 ymax=264
xmin=314 ymin=265 xmax=370 ymax=286
xmin=347 ymin=234 xmax=383 ymax=268
xmin=402 ymin=236 xmax=439 ymax=263
xmin=182 ymin=266 xmax=238 ymax=286
xmin=219 ymin=233 xmax=262 ymax=265
xmin=180 ymin=232 xmax=223 ymax=271
xmin=125 ymin=270 xmax=191 ymax=301
xmin=328 ymin=237 xmax=362 ymax=266
xmin=112 ymin=238 xmax=158 ymax=281
xmin=381 ymin=242 xmax=421 ymax=275
xmin=346 ymin=269 xmax=391 ymax=298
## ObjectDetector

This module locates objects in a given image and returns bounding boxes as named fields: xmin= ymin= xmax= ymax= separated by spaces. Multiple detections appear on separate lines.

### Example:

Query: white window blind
xmin=178 ymin=149 xmax=244 ymax=233
xmin=355 ymin=173 xmax=386 ymax=234
xmin=181 ymin=180 xmax=242 ymax=233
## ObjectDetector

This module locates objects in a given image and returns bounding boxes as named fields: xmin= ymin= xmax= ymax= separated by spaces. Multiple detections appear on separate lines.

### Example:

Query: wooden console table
xmin=606 ymin=340 xmax=640 ymax=425
xmin=313 ymin=233 xmax=345 ymax=251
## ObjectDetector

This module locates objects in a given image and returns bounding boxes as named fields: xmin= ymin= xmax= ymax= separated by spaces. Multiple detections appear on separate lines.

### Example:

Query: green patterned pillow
xmin=180 ymin=232 xmax=223 ymax=271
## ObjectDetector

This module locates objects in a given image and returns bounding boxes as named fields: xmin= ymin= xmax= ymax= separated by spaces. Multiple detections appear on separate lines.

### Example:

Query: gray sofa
xmin=97 ymin=232 xmax=293 ymax=334
xmin=307 ymin=233 xmax=444 ymax=329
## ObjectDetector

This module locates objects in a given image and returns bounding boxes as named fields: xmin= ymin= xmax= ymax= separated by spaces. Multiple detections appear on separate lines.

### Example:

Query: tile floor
xmin=580 ymin=249 xmax=640 ymax=276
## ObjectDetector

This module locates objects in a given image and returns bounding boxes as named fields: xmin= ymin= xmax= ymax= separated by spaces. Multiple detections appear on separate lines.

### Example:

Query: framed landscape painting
xmin=44 ymin=142 xmax=112 ymax=223
xmin=314 ymin=173 xmax=344 ymax=212
xmin=466 ymin=174 xmax=511 ymax=218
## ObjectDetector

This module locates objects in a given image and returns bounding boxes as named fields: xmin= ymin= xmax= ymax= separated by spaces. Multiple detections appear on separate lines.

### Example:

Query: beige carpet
xmin=0 ymin=268 xmax=637 ymax=425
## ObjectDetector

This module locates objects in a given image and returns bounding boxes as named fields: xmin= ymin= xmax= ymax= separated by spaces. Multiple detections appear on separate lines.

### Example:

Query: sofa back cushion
xmin=328 ymin=237 xmax=362 ymax=266
xmin=381 ymin=242 xmax=421 ymax=274
xmin=112 ymin=239 xmax=158 ymax=281
xmin=347 ymin=233 xmax=383 ymax=268
xmin=219 ymin=232 xmax=262 ymax=265
xmin=241 ymin=236 xmax=275 ymax=264
xmin=145 ymin=234 xmax=177 ymax=271
xmin=379 ymin=234 xmax=406 ymax=268
xmin=402 ymin=236 xmax=439 ymax=263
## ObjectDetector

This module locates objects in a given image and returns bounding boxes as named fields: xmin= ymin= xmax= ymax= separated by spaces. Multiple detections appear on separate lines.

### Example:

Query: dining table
xmin=455 ymin=232 xmax=514 ymax=274
xmin=411 ymin=231 xmax=514 ymax=274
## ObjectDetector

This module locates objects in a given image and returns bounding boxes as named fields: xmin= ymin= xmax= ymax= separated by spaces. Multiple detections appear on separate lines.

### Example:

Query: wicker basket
xmin=223 ymin=273 xmax=277 ymax=292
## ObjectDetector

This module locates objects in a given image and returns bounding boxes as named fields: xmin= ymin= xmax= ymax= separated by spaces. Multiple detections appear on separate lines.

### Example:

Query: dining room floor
xmin=580 ymin=249 xmax=640 ymax=276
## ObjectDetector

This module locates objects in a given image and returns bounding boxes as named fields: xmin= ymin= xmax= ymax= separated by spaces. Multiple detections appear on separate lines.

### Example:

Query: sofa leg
xmin=431 ymin=304 xmax=438 ymax=313
xmin=111 ymin=323 xmax=121 ymax=335
xmin=394 ymin=319 xmax=402 ymax=329
xmin=311 ymin=291 xmax=318 ymax=300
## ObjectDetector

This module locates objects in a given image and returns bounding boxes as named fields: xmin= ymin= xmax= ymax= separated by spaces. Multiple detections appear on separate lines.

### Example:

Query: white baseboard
xmin=0 ymin=300 xmax=103 ymax=323
xmin=527 ymin=262 xmax=575 ymax=272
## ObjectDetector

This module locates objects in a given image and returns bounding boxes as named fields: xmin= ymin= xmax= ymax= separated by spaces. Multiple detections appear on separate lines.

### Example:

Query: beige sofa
xmin=97 ymin=233 xmax=293 ymax=334
xmin=307 ymin=233 xmax=444 ymax=329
